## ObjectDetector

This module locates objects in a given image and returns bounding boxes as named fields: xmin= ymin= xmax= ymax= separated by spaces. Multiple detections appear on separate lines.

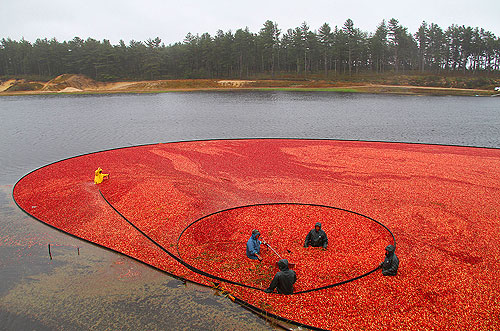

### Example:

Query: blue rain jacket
xmin=246 ymin=232 xmax=262 ymax=259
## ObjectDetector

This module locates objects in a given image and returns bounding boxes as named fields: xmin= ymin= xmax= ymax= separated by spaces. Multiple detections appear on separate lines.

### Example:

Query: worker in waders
xmin=264 ymin=259 xmax=297 ymax=294
xmin=304 ymin=222 xmax=328 ymax=249
xmin=246 ymin=229 xmax=266 ymax=261
xmin=380 ymin=244 xmax=399 ymax=276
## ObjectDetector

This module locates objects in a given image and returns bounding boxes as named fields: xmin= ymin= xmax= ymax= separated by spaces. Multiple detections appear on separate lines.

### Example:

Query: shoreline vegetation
xmin=2 ymin=19 xmax=500 ymax=96
xmin=1 ymin=74 xmax=499 ymax=96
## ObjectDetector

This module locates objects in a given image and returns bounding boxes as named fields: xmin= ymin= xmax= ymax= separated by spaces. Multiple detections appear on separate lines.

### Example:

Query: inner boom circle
xmin=177 ymin=203 xmax=395 ymax=293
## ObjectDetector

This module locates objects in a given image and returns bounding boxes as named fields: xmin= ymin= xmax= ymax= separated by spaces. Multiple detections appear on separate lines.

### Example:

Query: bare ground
xmin=1 ymin=74 xmax=498 ymax=96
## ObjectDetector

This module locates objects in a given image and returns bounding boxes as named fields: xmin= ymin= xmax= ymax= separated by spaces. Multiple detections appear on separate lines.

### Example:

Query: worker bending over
xmin=246 ymin=229 xmax=266 ymax=261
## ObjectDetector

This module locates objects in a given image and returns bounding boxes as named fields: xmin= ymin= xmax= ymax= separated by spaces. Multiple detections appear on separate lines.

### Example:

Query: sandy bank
xmin=1 ymin=74 xmax=498 ymax=97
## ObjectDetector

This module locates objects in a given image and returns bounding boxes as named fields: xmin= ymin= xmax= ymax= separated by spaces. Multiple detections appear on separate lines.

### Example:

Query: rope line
xmin=176 ymin=202 xmax=395 ymax=295
xmin=99 ymin=191 xmax=395 ymax=295
xmin=98 ymin=190 xmax=263 ymax=291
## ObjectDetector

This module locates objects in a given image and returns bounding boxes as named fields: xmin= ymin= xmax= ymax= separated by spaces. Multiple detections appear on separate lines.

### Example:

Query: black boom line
xmin=176 ymin=202 xmax=396 ymax=295
xmin=99 ymin=191 xmax=395 ymax=295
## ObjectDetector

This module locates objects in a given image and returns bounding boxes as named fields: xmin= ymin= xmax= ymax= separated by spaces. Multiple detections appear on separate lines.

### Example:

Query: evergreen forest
xmin=1 ymin=19 xmax=499 ymax=81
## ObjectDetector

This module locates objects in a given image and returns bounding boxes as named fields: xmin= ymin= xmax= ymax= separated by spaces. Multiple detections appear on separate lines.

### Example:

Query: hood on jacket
xmin=251 ymin=229 xmax=260 ymax=240
xmin=315 ymin=222 xmax=322 ymax=230
xmin=385 ymin=244 xmax=395 ymax=256
xmin=277 ymin=259 xmax=289 ymax=271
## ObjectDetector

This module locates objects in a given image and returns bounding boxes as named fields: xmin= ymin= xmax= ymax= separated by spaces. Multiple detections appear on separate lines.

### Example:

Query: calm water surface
xmin=0 ymin=91 xmax=499 ymax=330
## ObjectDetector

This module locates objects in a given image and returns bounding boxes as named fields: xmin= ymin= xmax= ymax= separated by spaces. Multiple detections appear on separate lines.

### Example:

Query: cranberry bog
xmin=13 ymin=139 xmax=500 ymax=330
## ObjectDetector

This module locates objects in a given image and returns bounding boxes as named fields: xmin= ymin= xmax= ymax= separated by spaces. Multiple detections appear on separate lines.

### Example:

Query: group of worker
xmin=93 ymin=168 xmax=399 ymax=294
xmin=247 ymin=222 xmax=399 ymax=295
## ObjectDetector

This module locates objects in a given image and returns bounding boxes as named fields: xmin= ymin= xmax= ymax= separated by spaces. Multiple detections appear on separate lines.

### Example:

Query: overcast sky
xmin=2 ymin=0 xmax=500 ymax=45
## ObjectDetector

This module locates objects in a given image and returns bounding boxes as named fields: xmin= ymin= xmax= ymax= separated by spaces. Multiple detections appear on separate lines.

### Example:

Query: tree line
xmin=1 ymin=19 xmax=499 ymax=81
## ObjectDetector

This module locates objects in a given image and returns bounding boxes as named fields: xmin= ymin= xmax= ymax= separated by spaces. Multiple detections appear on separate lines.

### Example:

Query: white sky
xmin=2 ymin=0 xmax=499 ymax=45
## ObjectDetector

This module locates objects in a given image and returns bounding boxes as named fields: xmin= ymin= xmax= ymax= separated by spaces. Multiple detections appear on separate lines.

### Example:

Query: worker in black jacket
xmin=304 ymin=222 xmax=328 ymax=249
xmin=264 ymin=259 xmax=296 ymax=294
xmin=381 ymin=245 xmax=399 ymax=276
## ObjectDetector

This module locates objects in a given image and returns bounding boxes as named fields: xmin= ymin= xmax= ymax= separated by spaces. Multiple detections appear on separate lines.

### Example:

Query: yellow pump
xmin=94 ymin=167 xmax=109 ymax=184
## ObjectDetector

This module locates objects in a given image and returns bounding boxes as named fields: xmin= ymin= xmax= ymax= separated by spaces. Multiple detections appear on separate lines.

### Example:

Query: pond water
xmin=0 ymin=91 xmax=498 ymax=330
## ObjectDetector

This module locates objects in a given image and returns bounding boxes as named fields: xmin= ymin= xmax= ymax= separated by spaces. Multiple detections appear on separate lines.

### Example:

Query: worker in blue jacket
xmin=246 ymin=229 xmax=266 ymax=261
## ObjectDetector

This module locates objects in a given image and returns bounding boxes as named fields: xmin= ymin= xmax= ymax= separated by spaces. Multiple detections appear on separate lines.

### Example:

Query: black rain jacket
xmin=265 ymin=259 xmax=297 ymax=295
xmin=381 ymin=245 xmax=399 ymax=276
xmin=304 ymin=222 xmax=328 ymax=248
